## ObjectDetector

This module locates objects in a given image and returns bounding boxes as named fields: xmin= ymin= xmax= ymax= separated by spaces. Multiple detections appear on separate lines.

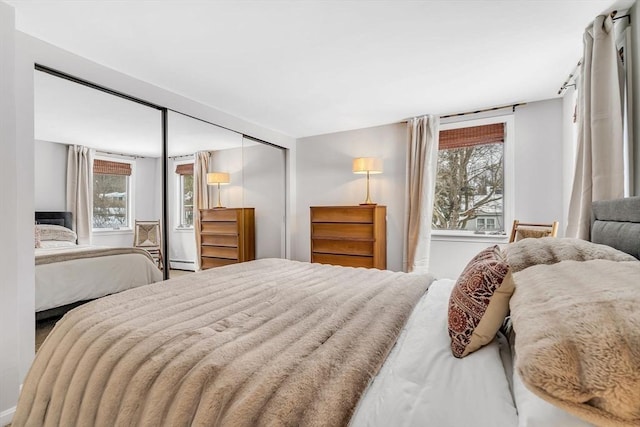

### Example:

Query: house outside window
xmin=433 ymin=116 xmax=513 ymax=234
xmin=175 ymin=162 xmax=194 ymax=228
xmin=93 ymin=158 xmax=134 ymax=230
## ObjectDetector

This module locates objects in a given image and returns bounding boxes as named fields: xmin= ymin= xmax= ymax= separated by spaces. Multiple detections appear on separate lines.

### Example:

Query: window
xmin=93 ymin=158 xmax=133 ymax=230
xmin=433 ymin=118 xmax=512 ymax=234
xmin=176 ymin=162 xmax=194 ymax=228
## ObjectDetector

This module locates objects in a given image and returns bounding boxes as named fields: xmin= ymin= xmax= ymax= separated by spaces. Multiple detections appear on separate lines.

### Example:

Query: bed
xmin=14 ymin=198 xmax=640 ymax=426
xmin=35 ymin=211 xmax=163 ymax=319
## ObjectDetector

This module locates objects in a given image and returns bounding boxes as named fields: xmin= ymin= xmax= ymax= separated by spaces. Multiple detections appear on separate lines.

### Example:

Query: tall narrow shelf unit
xmin=199 ymin=208 xmax=255 ymax=269
xmin=310 ymin=205 xmax=386 ymax=269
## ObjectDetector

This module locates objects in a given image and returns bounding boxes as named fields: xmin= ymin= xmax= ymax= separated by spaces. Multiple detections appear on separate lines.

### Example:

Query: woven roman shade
xmin=93 ymin=159 xmax=132 ymax=176
xmin=439 ymin=123 xmax=504 ymax=150
xmin=175 ymin=163 xmax=194 ymax=175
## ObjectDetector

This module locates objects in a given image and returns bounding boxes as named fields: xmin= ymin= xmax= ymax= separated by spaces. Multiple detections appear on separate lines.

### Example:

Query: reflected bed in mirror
xmin=35 ymin=211 xmax=162 ymax=320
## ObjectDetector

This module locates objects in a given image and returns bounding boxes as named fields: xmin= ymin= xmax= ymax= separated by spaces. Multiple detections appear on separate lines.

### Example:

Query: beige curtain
xmin=194 ymin=151 xmax=212 ymax=270
xmin=66 ymin=145 xmax=93 ymax=245
xmin=405 ymin=115 xmax=439 ymax=273
xmin=567 ymin=15 xmax=625 ymax=239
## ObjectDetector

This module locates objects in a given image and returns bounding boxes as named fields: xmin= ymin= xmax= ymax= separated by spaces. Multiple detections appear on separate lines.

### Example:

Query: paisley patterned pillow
xmin=448 ymin=245 xmax=514 ymax=358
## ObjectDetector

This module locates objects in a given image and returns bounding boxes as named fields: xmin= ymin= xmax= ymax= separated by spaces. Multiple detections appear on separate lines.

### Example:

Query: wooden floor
xmin=169 ymin=269 xmax=194 ymax=278
xmin=36 ymin=316 xmax=62 ymax=352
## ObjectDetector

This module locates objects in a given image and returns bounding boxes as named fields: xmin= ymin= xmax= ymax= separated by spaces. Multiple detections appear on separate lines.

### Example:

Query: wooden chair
xmin=509 ymin=220 xmax=559 ymax=243
xmin=133 ymin=220 xmax=163 ymax=269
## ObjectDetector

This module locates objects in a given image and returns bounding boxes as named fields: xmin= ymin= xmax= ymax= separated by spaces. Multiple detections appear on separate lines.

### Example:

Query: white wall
xmin=511 ymin=101 xmax=564 ymax=226
xmin=294 ymin=99 xmax=565 ymax=278
xmin=242 ymin=142 xmax=287 ymax=259
xmin=295 ymin=123 xmax=407 ymax=271
xmin=631 ymin=2 xmax=640 ymax=195
xmin=34 ymin=139 xmax=66 ymax=210
xmin=0 ymin=3 xmax=20 ymax=423
xmin=1 ymin=3 xmax=36 ymax=423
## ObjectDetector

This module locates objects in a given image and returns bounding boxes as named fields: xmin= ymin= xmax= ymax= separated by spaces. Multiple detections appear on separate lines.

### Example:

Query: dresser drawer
xmin=312 ymin=239 xmax=373 ymax=256
xmin=201 ymin=221 xmax=238 ymax=234
xmin=201 ymin=245 xmax=238 ymax=259
xmin=200 ymin=209 xmax=238 ymax=222
xmin=201 ymin=234 xmax=238 ymax=247
xmin=312 ymin=223 xmax=373 ymax=240
xmin=311 ymin=207 xmax=374 ymax=223
xmin=201 ymin=257 xmax=238 ymax=269
xmin=312 ymin=253 xmax=374 ymax=268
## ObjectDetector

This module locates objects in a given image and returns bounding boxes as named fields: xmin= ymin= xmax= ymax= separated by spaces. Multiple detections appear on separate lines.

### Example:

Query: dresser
xmin=310 ymin=205 xmax=386 ymax=269
xmin=199 ymin=208 xmax=255 ymax=269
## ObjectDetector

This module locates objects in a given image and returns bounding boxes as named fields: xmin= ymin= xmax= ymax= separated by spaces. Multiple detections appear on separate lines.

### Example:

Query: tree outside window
xmin=181 ymin=173 xmax=194 ymax=227
xmin=175 ymin=162 xmax=194 ymax=228
xmin=93 ymin=159 xmax=132 ymax=230
xmin=433 ymin=123 xmax=505 ymax=232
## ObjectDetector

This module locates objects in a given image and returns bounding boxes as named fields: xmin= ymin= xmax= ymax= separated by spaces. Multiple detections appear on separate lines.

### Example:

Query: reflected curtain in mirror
xmin=66 ymin=145 xmax=94 ymax=245
xmin=194 ymin=151 xmax=212 ymax=270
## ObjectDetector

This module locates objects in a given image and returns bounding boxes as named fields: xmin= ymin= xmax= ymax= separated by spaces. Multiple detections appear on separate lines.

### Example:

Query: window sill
xmin=431 ymin=230 xmax=509 ymax=244
xmin=92 ymin=228 xmax=133 ymax=235
xmin=174 ymin=227 xmax=194 ymax=233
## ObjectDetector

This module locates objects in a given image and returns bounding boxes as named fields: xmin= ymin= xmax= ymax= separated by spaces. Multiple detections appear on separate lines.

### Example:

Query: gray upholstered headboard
xmin=591 ymin=197 xmax=640 ymax=259
xmin=35 ymin=211 xmax=73 ymax=230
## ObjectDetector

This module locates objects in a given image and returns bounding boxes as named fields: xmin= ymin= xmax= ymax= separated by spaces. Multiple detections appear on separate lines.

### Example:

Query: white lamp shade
xmin=207 ymin=172 xmax=230 ymax=185
xmin=352 ymin=157 xmax=383 ymax=174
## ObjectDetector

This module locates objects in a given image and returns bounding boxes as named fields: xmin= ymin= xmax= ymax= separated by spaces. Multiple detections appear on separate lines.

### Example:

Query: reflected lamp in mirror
xmin=352 ymin=157 xmax=383 ymax=205
xmin=207 ymin=172 xmax=230 ymax=208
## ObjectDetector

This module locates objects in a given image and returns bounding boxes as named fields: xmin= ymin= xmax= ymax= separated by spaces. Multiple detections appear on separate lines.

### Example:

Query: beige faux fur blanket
xmin=510 ymin=259 xmax=640 ymax=427
xmin=14 ymin=259 xmax=433 ymax=427
xmin=503 ymin=237 xmax=636 ymax=273
xmin=35 ymin=246 xmax=156 ymax=265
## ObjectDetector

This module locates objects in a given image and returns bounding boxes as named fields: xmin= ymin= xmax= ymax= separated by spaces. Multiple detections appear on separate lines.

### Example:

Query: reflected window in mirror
xmin=175 ymin=161 xmax=194 ymax=229
xmin=93 ymin=156 xmax=135 ymax=231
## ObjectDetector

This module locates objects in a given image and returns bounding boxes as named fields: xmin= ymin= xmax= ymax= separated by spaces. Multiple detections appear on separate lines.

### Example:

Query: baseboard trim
xmin=0 ymin=406 xmax=16 ymax=426
xmin=170 ymin=261 xmax=196 ymax=271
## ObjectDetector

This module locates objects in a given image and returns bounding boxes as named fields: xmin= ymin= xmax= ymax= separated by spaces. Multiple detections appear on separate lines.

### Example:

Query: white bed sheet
xmin=35 ymin=245 xmax=163 ymax=312
xmin=351 ymin=278 xmax=518 ymax=427
xmin=513 ymin=356 xmax=595 ymax=427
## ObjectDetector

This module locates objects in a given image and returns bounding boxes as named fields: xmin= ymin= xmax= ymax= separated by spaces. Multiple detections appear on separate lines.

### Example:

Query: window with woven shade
xmin=92 ymin=158 xmax=134 ymax=230
xmin=175 ymin=162 xmax=194 ymax=228
xmin=433 ymin=117 xmax=511 ymax=234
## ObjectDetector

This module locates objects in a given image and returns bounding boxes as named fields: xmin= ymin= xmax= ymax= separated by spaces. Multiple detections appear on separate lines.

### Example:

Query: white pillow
xmin=513 ymin=365 xmax=594 ymax=427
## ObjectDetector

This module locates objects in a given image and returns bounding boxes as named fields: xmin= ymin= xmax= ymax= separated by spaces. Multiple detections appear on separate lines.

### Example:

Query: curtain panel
xmin=405 ymin=115 xmax=439 ymax=273
xmin=66 ymin=145 xmax=94 ymax=245
xmin=193 ymin=152 xmax=212 ymax=270
xmin=567 ymin=14 xmax=626 ymax=239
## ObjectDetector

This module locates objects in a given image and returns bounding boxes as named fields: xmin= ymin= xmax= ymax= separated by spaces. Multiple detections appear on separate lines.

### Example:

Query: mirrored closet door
xmin=166 ymin=111 xmax=286 ymax=278
xmin=34 ymin=66 xmax=163 ymax=268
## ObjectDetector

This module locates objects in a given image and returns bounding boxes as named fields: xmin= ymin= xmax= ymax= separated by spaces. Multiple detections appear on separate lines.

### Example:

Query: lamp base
xmin=359 ymin=202 xmax=377 ymax=206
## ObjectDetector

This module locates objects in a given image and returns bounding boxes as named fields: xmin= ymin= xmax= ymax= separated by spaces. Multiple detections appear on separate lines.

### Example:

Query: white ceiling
xmin=12 ymin=0 xmax=636 ymax=138
xmin=35 ymin=70 xmax=245 ymax=157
